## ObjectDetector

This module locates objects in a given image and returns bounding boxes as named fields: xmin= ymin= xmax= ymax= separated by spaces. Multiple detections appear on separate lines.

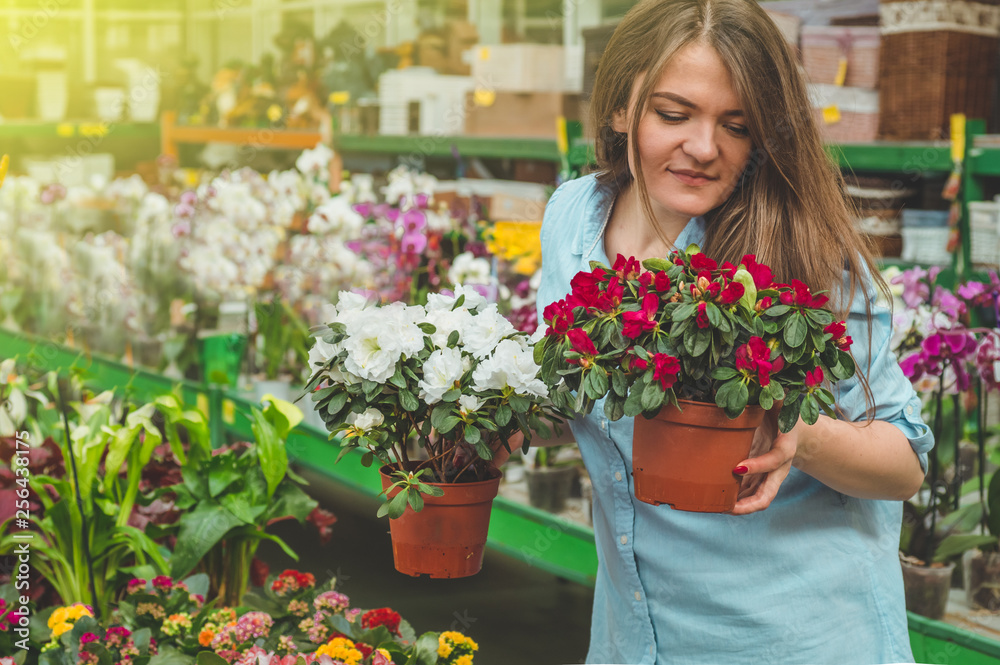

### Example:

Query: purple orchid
xmin=401 ymin=208 xmax=427 ymax=234
xmin=400 ymin=232 xmax=427 ymax=254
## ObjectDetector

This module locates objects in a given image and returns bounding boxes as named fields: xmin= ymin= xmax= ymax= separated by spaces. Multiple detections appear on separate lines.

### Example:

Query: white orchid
xmin=448 ymin=251 xmax=492 ymax=287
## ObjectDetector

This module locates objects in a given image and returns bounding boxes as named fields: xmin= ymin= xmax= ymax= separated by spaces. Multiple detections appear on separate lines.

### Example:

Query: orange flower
xmin=199 ymin=629 xmax=215 ymax=647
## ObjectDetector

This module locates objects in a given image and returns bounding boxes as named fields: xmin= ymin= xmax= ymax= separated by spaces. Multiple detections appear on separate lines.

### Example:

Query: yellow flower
xmin=267 ymin=104 xmax=283 ymax=122
xmin=455 ymin=655 xmax=474 ymax=665
xmin=48 ymin=607 xmax=67 ymax=628
xmin=0 ymin=154 xmax=8 ymax=190
xmin=67 ymin=604 xmax=93 ymax=621
xmin=51 ymin=622 xmax=73 ymax=638
xmin=438 ymin=641 xmax=453 ymax=658
xmin=484 ymin=221 xmax=542 ymax=275
xmin=315 ymin=636 xmax=363 ymax=665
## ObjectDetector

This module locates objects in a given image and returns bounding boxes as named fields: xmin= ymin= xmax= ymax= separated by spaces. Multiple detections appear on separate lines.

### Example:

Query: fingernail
xmin=732 ymin=465 xmax=749 ymax=475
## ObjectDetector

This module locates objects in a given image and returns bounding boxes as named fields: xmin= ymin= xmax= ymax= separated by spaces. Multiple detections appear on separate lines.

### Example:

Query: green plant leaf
xmin=399 ymin=389 xmax=419 ymax=412
xmin=495 ymin=404 xmax=512 ymax=427
xmin=261 ymin=394 xmax=304 ymax=439
xmin=439 ymin=416 xmax=462 ymax=434
xmin=251 ymin=407 xmax=287 ymax=500
xmin=604 ymin=392 xmax=625 ymax=422
xmin=387 ymin=490 xmax=409 ymax=519
xmin=197 ymin=652 xmax=230 ymax=665
xmin=711 ymin=367 xmax=739 ymax=381
xmin=464 ymin=423 xmax=481 ymax=445
xmin=170 ymin=500 xmax=245 ymax=578
xmin=509 ymin=394 xmax=530 ymax=413
xmin=800 ymin=394 xmax=820 ymax=425
xmin=624 ymin=383 xmax=645 ymax=418
xmin=778 ymin=397 xmax=801 ymax=433
xmin=783 ymin=312 xmax=808 ymax=348
xmin=764 ymin=304 xmax=791 ymax=316
xmin=804 ymin=308 xmax=834 ymax=327
xmin=933 ymin=534 xmax=999 ymax=563
xmin=407 ymin=632 xmax=442 ymax=665
xmin=641 ymin=381 xmax=665 ymax=412
xmin=673 ymin=303 xmax=696 ymax=322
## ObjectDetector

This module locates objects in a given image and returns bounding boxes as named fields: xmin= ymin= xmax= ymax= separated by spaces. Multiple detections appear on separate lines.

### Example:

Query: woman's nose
xmin=683 ymin=121 xmax=720 ymax=164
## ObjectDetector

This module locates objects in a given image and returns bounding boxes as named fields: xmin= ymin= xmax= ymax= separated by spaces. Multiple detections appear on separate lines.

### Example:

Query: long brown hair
xmin=591 ymin=0 xmax=884 ymax=413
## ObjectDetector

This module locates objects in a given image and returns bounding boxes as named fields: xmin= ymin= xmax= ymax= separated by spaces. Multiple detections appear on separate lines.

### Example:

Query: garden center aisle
xmin=259 ymin=467 xmax=595 ymax=665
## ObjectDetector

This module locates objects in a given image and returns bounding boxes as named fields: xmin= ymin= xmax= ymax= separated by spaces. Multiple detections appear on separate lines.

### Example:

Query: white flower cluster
xmin=447 ymin=251 xmax=492 ymax=288
xmin=309 ymin=286 xmax=548 ymax=420
xmin=382 ymin=165 xmax=437 ymax=208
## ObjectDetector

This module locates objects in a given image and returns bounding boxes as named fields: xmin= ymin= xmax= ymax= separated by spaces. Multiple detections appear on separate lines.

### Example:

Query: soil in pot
xmin=525 ymin=465 xmax=577 ymax=513
xmin=632 ymin=399 xmax=764 ymax=512
xmin=380 ymin=464 xmax=501 ymax=579
xmin=964 ymin=549 xmax=1000 ymax=612
xmin=900 ymin=556 xmax=955 ymax=621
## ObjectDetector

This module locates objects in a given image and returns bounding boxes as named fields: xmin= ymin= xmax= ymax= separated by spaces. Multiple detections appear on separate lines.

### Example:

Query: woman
xmin=531 ymin=1 xmax=933 ymax=662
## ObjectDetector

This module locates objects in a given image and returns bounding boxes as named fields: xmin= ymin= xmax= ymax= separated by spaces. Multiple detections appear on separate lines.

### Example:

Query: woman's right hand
xmin=490 ymin=431 xmax=524 ymax=470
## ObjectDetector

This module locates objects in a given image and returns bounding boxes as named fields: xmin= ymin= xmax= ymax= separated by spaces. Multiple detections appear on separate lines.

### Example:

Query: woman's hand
xmin=729 ymin=409 xmax=803 ymax=515
xmin=489 ymin=430 xmax=523 ymax=470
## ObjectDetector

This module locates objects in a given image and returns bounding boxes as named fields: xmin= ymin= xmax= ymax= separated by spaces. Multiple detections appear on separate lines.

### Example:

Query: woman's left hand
xmin=729 ymin=410 xmax=801 ymax=515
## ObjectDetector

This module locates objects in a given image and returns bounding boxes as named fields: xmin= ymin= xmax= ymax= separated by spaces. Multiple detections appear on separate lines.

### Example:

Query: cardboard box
xmin=489 ymin=191 xmax=548 ymax=221
xmin=471 ymin=44 xmax=569 ymax=92
xmin=464 ymin=91 xmax=580 ymax=139
xmin=445 ymin=20 xmax=478 ymax=76
xmin=416 ymin=33 xmax=448 ymax=72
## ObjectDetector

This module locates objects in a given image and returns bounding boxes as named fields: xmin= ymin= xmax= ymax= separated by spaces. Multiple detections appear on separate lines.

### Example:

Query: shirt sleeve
xmin=535 ymin=180 xmax=573 ymax=324
xmin=832 ymin=275 xmax=935 ymax=472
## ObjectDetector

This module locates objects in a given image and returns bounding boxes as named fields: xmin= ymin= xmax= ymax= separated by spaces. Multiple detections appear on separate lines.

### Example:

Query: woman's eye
xmin=655 ymin=111 xmax=685 ymax=122
xmin=726 ymin=124 xmax=750 ymax=138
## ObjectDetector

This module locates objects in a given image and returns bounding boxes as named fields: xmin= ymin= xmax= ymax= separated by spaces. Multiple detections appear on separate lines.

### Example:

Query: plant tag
xmin=196 ymin=393 xmax=209 ymax=417
xmin=473 ymin=89 xmax=496 ymax=107
xmin=222 ymin=399 xmax=236 ymax=424
xmin=822 ymin=105 xmax=841 ymax=124
xmin=834 ymin=56 xmax=848 ymax=87
xmin=329 ymin=91 xmax=351 ymax=105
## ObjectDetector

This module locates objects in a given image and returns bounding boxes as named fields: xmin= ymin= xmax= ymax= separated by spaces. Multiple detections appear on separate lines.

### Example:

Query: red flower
xmin=739 ymin=254 xmax=774 ymax=289
xmin=720 ymin=261 xmax=738 ymax=280
xmin=151 ymin=576 xmax=173 ymax=592
xmin=652 ymin=354 xmax=681 ymax=390
xmin=736 ymin=336 xmax=776 ymax=386
xmin=356 ymin=643 xmax=374 ymax=660
xmin=755 ymin=296 xmax=773 ymax=313
xmin=653 ymin=271 xmax=671 ymax=292
xmin=594 ymin=279 xmax=625 ymax=311
xmin=567 ymin=329 xmax=598 ymax=357
xmin=719 ymin=281 xmax=744 ymax=306
xmin=250 ymin=557 xmax=270 ymax=588
xmin=543 ymin=300 xmax=575 ymax=336
xmin=804 ymin=366 xmax=824 ymax=388
xmin=790 ymin=279 xmax=814 ymax=306
xmin=638 ymin=271 xmax=653 ymax=288
xmin=622 ymin=293 xmax=659 ymax=339
xmin=570 ymin=268 xmax=607 ymax=304
xmin=690 ymin=253 xmax=718 ymax=272
xmin=613 ymin=254 xmax=642 ymax=282
xmin=630 ymin=355 xmax=650 ymax=372
xmin=696 ymin=302 xmax=710 ymax=329
xmin=361 ymin=608 xmax=402 ymax=636
xmin=307 ymin=507 xmax=337 ymax=545
xmin=824 ymin=321 xmax=852 ymax=351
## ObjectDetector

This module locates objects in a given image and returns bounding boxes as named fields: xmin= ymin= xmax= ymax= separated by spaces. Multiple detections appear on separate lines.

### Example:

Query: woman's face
xmin=615 ymin=42 xmax=753 ymax=225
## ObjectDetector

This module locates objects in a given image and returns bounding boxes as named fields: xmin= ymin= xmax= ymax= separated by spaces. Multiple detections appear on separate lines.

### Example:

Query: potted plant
xmin=302 ymin=287 xmax=567 ymax=578
xmin=535 ymin=247 xmax=856 ymax=512
xmin=523 ymin=445 xmax=578 ymax=514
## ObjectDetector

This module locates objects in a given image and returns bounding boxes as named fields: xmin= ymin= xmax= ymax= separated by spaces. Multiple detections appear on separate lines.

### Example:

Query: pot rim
xmin=648 ymin=398 xmax=765 ymax=429
xmin=378 ymin=462 xmax=503 ymax=487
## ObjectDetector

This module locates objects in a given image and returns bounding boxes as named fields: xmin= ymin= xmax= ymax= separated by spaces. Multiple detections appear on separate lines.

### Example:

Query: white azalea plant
xmin=302 ymin=287 xmax=568 ymax=518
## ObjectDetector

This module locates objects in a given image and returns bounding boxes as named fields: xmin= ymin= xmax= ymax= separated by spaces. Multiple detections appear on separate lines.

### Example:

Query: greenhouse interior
xmin=0 ymin=0 xmax=999 ymax=663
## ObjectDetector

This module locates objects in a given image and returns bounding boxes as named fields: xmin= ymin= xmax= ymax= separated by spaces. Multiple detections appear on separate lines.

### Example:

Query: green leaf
xmin=197 ymin=652 xmax=230 ymax=665
xmin=759 ymin=391 xmax=774 ymax=411
xmin=261 ymin=394 xmax=304 ymax=439
xmin=624 ymin=382 xmax=645 ymax=418
xmin=408 ymin=632 xmax=442 ymax=665
xmin=706 ymin=302 xmax=722 ymax=328
xmin=399 ymin=389 xmax=419 ymax=412
xmin=933 ymin=535 xmax=1000 ymax=563
xmin=496 ymin=404 xmax=512 ymax=427
xmin=407 ymin=487 xmax=425 ymax=513
xmin=509 ymin=394 xmax=530 ymax=413
xmin=711 ymin=367 xmax=739 ymax=381
xmin=387 ymin=490 xmax=409 ymax=519
xmin=590 ymin=367 xmax=609 ymax=399
xmin=804 ymin=308 xmax=834 ymax=326
xmin=464 ymin=423 xmax=481 ymax=445
xmin=800 ymin=394 xmax=820 ymax=425
xmin=170 ymin=500 xmax=245 ymax=578
xmin=448 ymin=330 xmax=460 ymax=347
xmin=325 ymin=390 xmax=349 ymax=419
xmin=778 ymin=397 xmax=801 ymax=433
xmin=783 ymin=312 xmax=808 ymax=348
xmin=641 ymin=381 xmax=665 ymax=412
xmin=673 ymin=303 xmax=697 ymax=322
xmin=604 ymin=392 xmax=625 ymax=422
xmin=251 ymin=407 xmax=288 ymax=500
xmin=439 ymin=416 xmax=462 ymax=434
xmin=764 ymin=304 xmax=791 ymax=316
xmin=389 ymin=366 xmax=407 ymax=389
xmin=611 ymin=369 xmax=628 ymax=398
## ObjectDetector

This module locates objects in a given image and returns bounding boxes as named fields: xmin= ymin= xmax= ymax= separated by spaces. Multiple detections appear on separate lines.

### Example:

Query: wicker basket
xmin=809 ymin=84 xmax=880 ymax=142
xmin=802 ymin=26 xmax=881 ymax=88
xmin=878 ymin=0 xmax=1000 ymax=140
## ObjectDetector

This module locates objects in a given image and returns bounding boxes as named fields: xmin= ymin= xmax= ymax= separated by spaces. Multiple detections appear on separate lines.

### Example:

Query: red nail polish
xmin=733 ymin=465 xmax=749 ymax=475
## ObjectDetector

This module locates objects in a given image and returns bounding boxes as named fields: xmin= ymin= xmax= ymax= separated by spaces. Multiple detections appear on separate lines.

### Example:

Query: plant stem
xmin=952 ymin=393 xmax=962 ymax=511
xmin=925 ymin=374 xmax=945 ymax=565
xmin=979 ymin=382 xmax=988 ymax=532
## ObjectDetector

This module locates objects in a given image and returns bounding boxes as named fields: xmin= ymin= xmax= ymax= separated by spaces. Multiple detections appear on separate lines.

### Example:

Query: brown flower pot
xmin=963 ymin=549 xmax=1000 ymax=612
xmin=379 ymin=464 xmax=501 ymax=578
xmin=632 ymin=399 xmax=764 ymax=512
xmin=901 ymin=557 xmax=955 ymax=620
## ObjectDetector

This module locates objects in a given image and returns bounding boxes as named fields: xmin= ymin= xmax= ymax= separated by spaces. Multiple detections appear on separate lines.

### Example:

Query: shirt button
xmin=620 ymin=535 xmax=628 ymax=545
xmin=601 ymin=420 xmax=607 ymax=431
xmin=615 ymin=471 xmax=623 ymax=482
xmin=634 ymin=591 xmax=642 ymax=601
xmin=906 ymin=405 xmax=914 ymax=415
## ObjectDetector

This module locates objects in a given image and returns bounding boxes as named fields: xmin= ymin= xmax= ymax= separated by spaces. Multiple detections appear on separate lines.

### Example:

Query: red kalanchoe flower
xmin=824 ymin=321 xmax=853 ymax=351
xmin=543 ymin=300 xmax=575 ymax=336
xmin=356 ymin=643 xmax=374 ymax=660
xmin=80 ymin=632 xmax=99 ymax=644
xmin=652 ymin=354 xmax=681 ymax=390
xmin=126 ymin=579 xmax=146 ymax=595
xmin=567 ymin=329 xmax=598 ymax=358
xmin=360 ymin=608 xmax=402 ymax=636
xmin=696 ymin=302 xmax=710 ymax=329
xmin=740 ymin=254 xmax=774 ymax=290
xmin=653 ymin=271 xmax=671 ymax=292
xmin=736 ymin=336 xmax=776 ymax=386
xmin=622 ymin=293 xmax=659 ymax=339
xmin=690 ymin=253 xmax=718 ymax=272
xmin=719 ymin=281 xmax=745 ymax=306
xmin=804 ymin=366 xmax=824 ymax=388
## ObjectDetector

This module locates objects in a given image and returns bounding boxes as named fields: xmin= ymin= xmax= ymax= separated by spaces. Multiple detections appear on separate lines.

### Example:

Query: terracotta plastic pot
xmin=379 ymin=464 xmax=501 ymax=578
xmin=632 ymin=399 xmax=764 ymax=512
xmin=901 ymin=557 xmax=955 ymax=620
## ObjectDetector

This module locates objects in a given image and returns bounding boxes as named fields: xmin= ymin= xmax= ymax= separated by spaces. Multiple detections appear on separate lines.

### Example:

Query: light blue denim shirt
xmin=537 ymin=174 xmax=934 ymax=665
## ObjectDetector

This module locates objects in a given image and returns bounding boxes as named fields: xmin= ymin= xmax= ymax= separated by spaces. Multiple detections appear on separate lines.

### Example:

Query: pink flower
xmin=566 ymin=329 xmax=598 ymax=359
xmin=400 ymin=232 xmax=427 ymax=254
xmin=622 ymin=293 xmax=659 ymax=339
xmin=690 ymin=253 xmax=717 ymax=272
xmin=695 ymin=302 xmax=710 ymax=329
xmin=652 ymin=354 xmax=681 ymax=390
xmin=804 ymin=367 xmax=824 ymax=388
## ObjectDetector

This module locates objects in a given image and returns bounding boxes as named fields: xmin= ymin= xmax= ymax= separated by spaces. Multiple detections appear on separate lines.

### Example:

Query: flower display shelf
xmin=160 ymin=110 xmax=323 ymax=159
xmin=4 ymin=323 xmax=1000 ymax=664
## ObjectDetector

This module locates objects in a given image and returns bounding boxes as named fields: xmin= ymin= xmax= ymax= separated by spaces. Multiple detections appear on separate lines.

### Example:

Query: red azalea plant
xmin=535 ymin=246 xmax=857 ymax=432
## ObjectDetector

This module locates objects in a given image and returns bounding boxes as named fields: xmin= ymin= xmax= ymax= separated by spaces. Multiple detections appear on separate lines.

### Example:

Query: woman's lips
xmin=669 ymin=169 xmax=717 ymax=186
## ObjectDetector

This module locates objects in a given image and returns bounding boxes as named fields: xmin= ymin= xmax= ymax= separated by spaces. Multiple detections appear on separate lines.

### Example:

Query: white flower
xmin=428 ymin=308 xmax=473 ymax=348
xmin=335 ymin=291 xmax=374 ymax=317
xmin=348 ymin=408 xmax=384 ymax=431
xmin=308 ymin=335 xmax=339 ymax=369
xmin=296 ymin=144 xmax=334 ymax=181
xmin=342 ymin=311 xmax=400 ymax=383
xmin=308 ymin=196 xmax=363 ymax=237
xmin=458 ymin=394 xmax=484 ymax=415
xmin=448 ymin=252 xmax=492 ymax=286
xmin=472 ymin=338 xmax=548 ymax=398
xmin=418 ymin=347 xmax=466 ymax=404
xmin=378 ymin=302 xmax=426 ymax=358
xmin=462 ymin=304 xmax=516 ymax=359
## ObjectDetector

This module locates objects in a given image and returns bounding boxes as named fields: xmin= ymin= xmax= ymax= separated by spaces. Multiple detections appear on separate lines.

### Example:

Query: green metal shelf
xmin=335 ymin=133 xmax=563 ymax=162
xmin=0 ymin=121 xmax=159 ymax=140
